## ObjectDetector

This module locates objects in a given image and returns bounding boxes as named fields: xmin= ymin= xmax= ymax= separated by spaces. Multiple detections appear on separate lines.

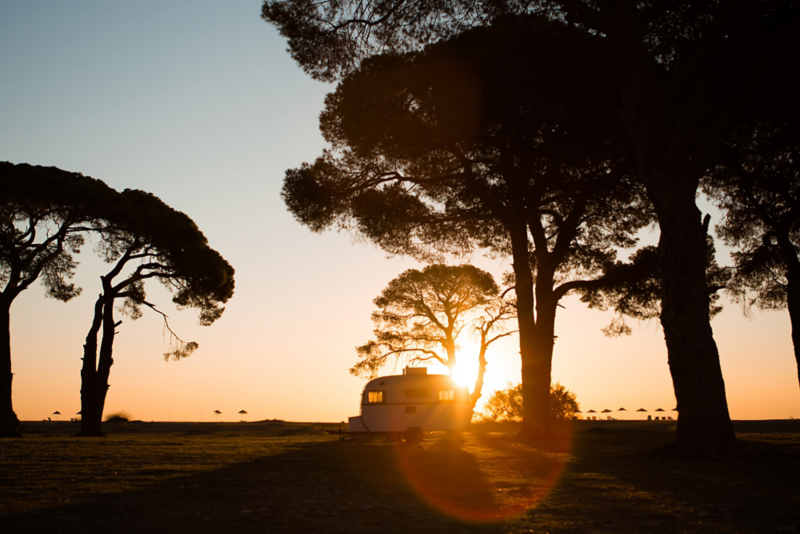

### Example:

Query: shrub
xmin=104 ymin=410 xmax=132 ymax=423
xmin=479 ymin=382 xmax=580 ymax=422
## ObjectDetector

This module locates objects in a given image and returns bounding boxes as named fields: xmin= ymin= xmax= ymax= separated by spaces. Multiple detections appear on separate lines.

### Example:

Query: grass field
xmin=1 ymin=419 xmax=798 ymax=533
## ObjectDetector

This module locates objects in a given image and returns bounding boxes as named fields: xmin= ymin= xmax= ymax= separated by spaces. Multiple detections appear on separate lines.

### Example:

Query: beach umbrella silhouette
xmin=238 ymin=410 xmax=248 ymax=421
xmin=213 ymin=410 xmax=221 ymax=420
xmin=618 ymin=407 xmax=627 ymax=420
xmin=53 ymin=411 xmax=61 ymax=415
xmin=586 ymin=409 xmax=596 ymax=419
xmin=636 ymin=408 xmax=647 ymax=419
xmin=601 ymin=409 xmax=612 ymax=419
xmin=655 ymin=408 xmax=665 ymax=419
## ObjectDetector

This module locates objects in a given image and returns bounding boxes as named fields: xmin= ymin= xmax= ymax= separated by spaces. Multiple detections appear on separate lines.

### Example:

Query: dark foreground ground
xmin=1 ymin=419 xmax=798 ymax=533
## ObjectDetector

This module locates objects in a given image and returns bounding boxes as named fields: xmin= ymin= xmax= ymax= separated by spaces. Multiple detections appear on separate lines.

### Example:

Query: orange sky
xmin=10 ymin=247 xmax=799 ymax=423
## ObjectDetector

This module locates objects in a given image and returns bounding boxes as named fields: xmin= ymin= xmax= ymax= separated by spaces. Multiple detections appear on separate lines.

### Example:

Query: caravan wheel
xmin=404 ymin=427 xmax=423 ymax=445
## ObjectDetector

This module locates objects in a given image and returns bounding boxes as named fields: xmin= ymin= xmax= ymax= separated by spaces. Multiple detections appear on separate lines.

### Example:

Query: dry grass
xmin=0 ymin=419 xmax=798 ymax=533
xmin=103 ymin=410 xmax=133 ymax=422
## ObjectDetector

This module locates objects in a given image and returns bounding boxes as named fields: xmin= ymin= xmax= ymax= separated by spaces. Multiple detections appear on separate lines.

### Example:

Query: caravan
xmin=347 ymin=367 xmax=472 ymax=442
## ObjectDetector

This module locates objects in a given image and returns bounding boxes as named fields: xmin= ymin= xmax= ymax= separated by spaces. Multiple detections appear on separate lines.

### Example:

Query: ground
xmin=0 ymin=419 xmax=798 ymax=533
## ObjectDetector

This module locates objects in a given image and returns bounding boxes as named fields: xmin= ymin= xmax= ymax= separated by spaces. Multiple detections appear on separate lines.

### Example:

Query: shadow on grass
xmin=0 ymin=436 xmax=525 ymax=534
xmin=548 ymin=421 xmax=800 ymax=533
xmin=2 ymin=421 xmax=799 ymax=533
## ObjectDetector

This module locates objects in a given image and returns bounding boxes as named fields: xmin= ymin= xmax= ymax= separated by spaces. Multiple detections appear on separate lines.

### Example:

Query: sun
xmin=427 ymin=341 xmax=484 ymax=391
xmin=450 ymin=358 xmax=479 ymax=390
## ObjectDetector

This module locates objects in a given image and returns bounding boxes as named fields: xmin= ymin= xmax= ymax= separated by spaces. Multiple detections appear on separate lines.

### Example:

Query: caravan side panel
xmin=359 ymin=374 xmax=471 ymax=433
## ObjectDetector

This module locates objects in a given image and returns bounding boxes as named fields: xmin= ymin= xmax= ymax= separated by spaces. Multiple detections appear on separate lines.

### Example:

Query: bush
xmin=104 ymin=410 xmax=132 ymax=423
xmin=478 ymin=382 xmax=580 ymax=422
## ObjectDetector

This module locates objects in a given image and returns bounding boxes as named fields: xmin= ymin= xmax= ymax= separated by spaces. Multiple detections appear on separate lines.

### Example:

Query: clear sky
xmin=1 ymin=1 xmax=797 ymax=423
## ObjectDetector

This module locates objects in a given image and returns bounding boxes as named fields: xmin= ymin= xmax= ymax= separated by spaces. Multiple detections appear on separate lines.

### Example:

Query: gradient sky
xmin=1 ymin=1 xmax=797 ymax=423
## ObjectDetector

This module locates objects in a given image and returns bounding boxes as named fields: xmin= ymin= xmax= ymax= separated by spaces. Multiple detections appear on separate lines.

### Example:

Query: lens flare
xmin=390 ymin=427 xmax=573 ymax=523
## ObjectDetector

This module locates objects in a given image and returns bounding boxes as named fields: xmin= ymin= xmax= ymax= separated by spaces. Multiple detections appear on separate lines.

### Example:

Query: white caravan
xmin=347 ymin=367 xmax=472 ymax=442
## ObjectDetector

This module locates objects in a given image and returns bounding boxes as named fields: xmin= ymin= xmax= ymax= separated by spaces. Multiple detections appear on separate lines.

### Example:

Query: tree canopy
xmin=284 ymin=16 xmax=643 ymax=259
xmin=0 ymin=162 xmax=118 ymax=437
xmin=703 ymin=102 xmax=800 ymax=390
xmin=707 ymin=120 xmax=800 ymax=313
xmin=100 ymin=189 xmax=234 ymax=329
xmin=1 ymin=162 xmax=117 ymax=303
xmin=262 ymin=0 xmax=502 ymax=82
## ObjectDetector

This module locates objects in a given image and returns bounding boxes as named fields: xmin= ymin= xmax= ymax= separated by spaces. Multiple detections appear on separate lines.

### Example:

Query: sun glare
xmin=450 ymin=356 xmax=480 ymax=391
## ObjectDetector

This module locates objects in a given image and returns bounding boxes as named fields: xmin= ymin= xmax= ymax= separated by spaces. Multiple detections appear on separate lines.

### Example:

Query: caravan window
xmin=404 ymin=389 xmax=429 ymax=399
xmin=367 ymin=390 xmax=385 ymax=403
xmin=438 ymin=389 xmax=455 ymax=401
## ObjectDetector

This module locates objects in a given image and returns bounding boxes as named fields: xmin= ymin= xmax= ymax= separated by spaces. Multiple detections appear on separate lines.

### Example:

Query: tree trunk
xmin=611 ymin=34 xmax=739 ymax=457
xmin=651 ymin=174 xmax=738 ymax=459
xmin=78 ymin=255 xmax=131 ymax=437
xmin=509 ymin=224 xmax=554 ymax=441
xmin=779 ymin=242 xmax=800 ymax=392
xmin=78 ymin=296 xmax=105 ymax=436
xmin=0 ymin=302 xmax=20 ymax=437
xmin=471 ymin=341 xmax=487 ymax=408
xmin=78 ymin=287 xmax=118 ymax=437
xmin=787 ymin=279 xmax=800 ymax=392
xmin=519 ymin=330 xmax=554 ymax=442
xmin=444 ymin=335 xmax=456 ymax=374
xmin=92 ymin=291 xmax=118 ymax=427
xmin=520 ymin=258 xmax=560 ymax=443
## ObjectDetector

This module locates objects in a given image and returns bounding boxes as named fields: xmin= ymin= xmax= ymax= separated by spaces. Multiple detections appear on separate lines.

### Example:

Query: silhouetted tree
xmin=262 ymin=0 xmax=516 ymax=82
xmin=78 ymin=189 xmax=235 ymax=436
xmin=480 ymin=382 xmax=579 ymax=422
xmin=556 ymin=1 xmax=797 ymax=458
xmin=280 ymin=19 xmax=650 ymax=440
xmin=0 ymin=162 xmax=116 ymax=437
xmin=354 ymin=264 xmax=514 ymax=406
xmin=704 ymin=110 xmax=800 ymax=391
xmin=264 ymin=0 xmax=800 ymax=458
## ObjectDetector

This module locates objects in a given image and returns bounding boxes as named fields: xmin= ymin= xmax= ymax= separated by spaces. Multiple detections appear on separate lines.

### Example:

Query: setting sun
xmin=451 ymin=340 xmax=485 ymax=389
xmin=450 ymin=360 xmax=478 ymax=390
